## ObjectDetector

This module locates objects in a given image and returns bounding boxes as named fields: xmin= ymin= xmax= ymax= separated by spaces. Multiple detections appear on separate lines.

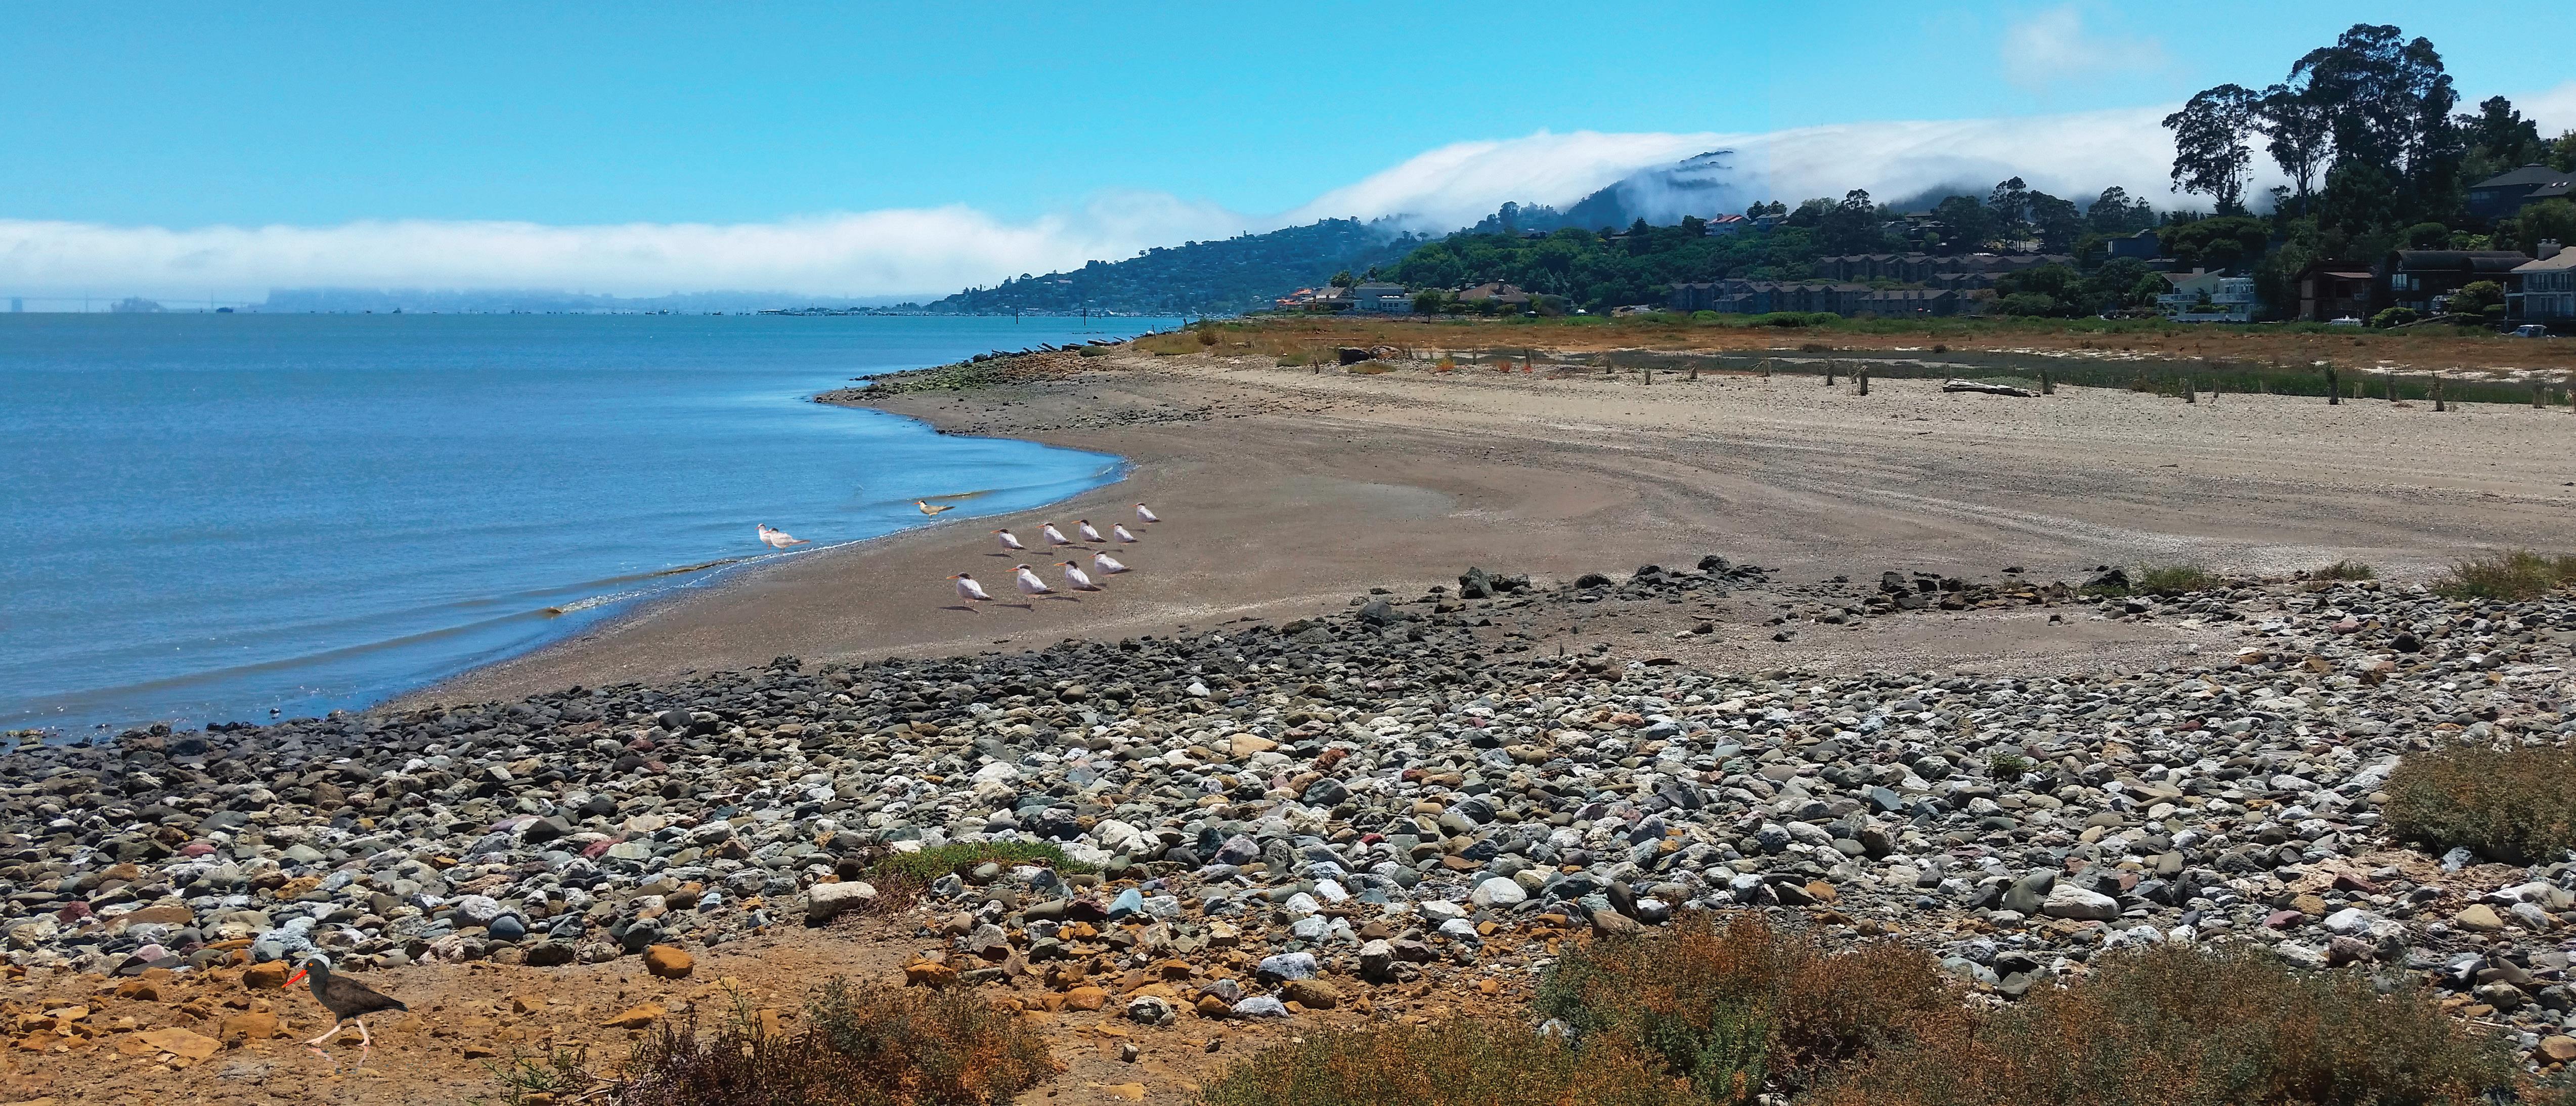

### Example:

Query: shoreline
xmin=390 ymin=345 xmax=2576 ymax=712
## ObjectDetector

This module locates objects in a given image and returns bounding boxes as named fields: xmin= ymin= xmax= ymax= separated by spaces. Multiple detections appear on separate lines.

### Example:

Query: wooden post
xmin=2433 ymin=374 xmax=2446 ymax=412
xmin=1825 ymin=362 xmax=1837 ymax=387
xmin=2040 ymin=369 xmax=2053 ymax=395
xmin=2325 ymin=365 xmax=2339 ymax=405
xmin=1858 ymin=366 xmax=1869 ymax=396
xmin=2536 ymin=385 xmax=2546 ymax=409
xmin=2185 ymin=376 xmax=2196 ymax=404
xmin=1763 ymin=358 xmax=1773 ymax=379
xmin=1642 ymin=366 xmax=1652 ymax=385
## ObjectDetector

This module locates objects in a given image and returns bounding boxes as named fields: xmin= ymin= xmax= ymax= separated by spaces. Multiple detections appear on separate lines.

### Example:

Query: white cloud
xmin=1285 ymin=130 xmax=1728 ymax=233
xmin=1 ymin=104 xmax=2255 ymax=304
xmin=2000 ymin=5 xmax=2167 ymax=93
xmin=1299 ymin=107 xmax=2231 ymax=226
xmin=2521 ymin=80 xmax=2576 ymax=136
xmin=0 ymin=192 xmax=1251 ymax=303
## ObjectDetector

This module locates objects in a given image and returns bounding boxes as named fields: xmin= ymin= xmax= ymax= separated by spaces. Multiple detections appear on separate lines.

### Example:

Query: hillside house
xmin=1457 ymin=282 xmax=1532 ymax=308
xmin=2469 ymin=165 xmax=2575 ymax=222
xmin=2293 ymin=263 xmax=2374 ymax=322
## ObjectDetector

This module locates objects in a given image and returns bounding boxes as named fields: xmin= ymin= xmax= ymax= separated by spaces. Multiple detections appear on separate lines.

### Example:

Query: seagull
xmin=1136 ymin=503 xmax=1160 ymax=524
xmin=1039 ymin=521 xmax=1074 ymax=547
xmin=948 ymin=573 xmax=992 ymax=602
xmin=1112 ymin=524 xmax=1140 ymax=543
xmin=1058 ymin=561 xmax=1104 ymax=591
xmin=1013 ymin=564 xmax=1054 ymax=598
xmin=1076 ymin=519 xmax=1105 ymax=543
xmin=1091 ymin=551 xmax=1130 ymax=575
xmin=281 ymin=954 xmax=405 ymax=1066
xmin=916 ymin=500 xmax=953 ymax=516
xmin=993 ymin=529 xmax=1026 ymax=551
xmin=757 ymin=525 xmax=809 ymax=549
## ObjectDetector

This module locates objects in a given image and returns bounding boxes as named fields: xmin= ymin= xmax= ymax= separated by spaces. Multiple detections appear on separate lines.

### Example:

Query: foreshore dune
xmin=405 ymin=344 xmax=2576 ymax=708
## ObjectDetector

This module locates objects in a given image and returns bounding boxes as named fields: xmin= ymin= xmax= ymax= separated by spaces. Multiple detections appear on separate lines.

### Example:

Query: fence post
xmin=1825 ymin=362 xmax=1836 ymax=387
xmin=1763 ymin=358 xmax=1773 ymax=379
xmin=2325 ymin=365 xmax=2340 ymax=406
xmin=2185 ymin=376 xmax=2196 ymax=404
xmin=2433 ymin=375 xmax=2446 ymax=412
xmin=1858 ymin=367 xmax=1869 ymax=396
xmin=2040 ymin=369 xmax=2053 ymax=395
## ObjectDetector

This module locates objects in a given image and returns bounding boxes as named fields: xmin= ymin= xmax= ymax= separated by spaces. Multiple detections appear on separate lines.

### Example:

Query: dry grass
xmin=2432 ymin=550 xmax=2576 ymax=601
xmin=2310 ymin=560 xmax=2377 ymax=581
xmin=2385 ymin=741 xmax=2576 ymax=864
xmin=613 ymin=979 xmax=1057 ymax=1106
xmin=1534 ymin=914 xmax=1950 ymax=1102
xmin=1808 ymin=943 xmax=2518 ymax=1106
xmin=1196 ymin=1019 xmax=1697 ymax=1106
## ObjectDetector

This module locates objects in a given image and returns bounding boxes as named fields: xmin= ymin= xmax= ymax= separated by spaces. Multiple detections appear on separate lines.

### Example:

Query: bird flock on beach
xmin=952 ymin=501 xmax=1157 ymax=606
xmin=753 ymin=502 xmax=1162 ymax=608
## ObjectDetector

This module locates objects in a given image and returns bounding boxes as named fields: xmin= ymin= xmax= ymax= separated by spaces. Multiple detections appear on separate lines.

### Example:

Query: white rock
xmin=2039 ymin=885 xmax=2119 ymax=921
xmin=1472 ymin=877 xmax=1527 ymax=909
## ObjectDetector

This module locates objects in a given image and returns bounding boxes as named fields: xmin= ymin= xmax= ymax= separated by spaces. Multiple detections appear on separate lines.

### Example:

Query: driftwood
xmin=1941 ymin=378 xmax=2035 ymax=397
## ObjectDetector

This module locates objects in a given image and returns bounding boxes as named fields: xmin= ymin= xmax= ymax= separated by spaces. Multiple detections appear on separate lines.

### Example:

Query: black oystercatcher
xmin=282 ymin=954 xmax=406 ymax=1056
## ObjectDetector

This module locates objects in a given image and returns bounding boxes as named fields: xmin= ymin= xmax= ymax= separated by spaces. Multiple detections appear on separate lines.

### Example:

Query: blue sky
xmin=2 ymin=2 xmax=2571 ymax=299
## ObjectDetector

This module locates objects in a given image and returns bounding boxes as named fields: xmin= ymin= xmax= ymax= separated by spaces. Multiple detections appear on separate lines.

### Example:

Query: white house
xmin=2508 ymin=241 xmax=2573 ymax=328
xmin=1351 ymin=282 xmax=1413 ymax=313
xmin=2157 ymin=269 xmax=2257 ymax=323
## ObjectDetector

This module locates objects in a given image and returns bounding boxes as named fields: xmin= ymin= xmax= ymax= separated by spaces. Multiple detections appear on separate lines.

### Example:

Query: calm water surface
xmin=0 ymin=314 xmax=1157 ymax=734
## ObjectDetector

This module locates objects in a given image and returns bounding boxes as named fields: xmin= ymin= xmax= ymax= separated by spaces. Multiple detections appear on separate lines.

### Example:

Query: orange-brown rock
xmin=243 ymin=962 xmax=290 ymax=990
xmin=642 ymin=945 xmax=694 ymax=980
xmin=903 ymin=962 xmax=958 ymax=989
xmin=1063 ymin=986 xmax=1109 ymax=1011
xmin=601 ymin=1003 xmax=665 ymax=1030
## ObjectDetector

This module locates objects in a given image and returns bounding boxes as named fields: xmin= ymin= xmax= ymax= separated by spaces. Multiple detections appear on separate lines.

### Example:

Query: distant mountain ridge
xmin=925 ymin=218 xmax=1425 ymax=316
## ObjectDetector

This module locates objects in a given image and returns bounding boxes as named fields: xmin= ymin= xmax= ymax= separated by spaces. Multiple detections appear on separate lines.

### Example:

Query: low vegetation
xmin=1200 ymin=918 xmax=2545 ymax=1106
xmin=2310 ymin=560 xmax=2378 ymax=581
xmin=1534 ymin=915 xmax=1951 ymax=1103
xmin=614 ymin=980 xmax=1056 ymax=1106
xmin=1810 ymin=944 xmax=2520 ymax=1106
xmin=2432 ymin=550 xmax=2576 ymax=601
xmin=2131 ymin=563 xmax=2217 ymax=595
xmin=1197 ymin=1020 xmax=1698 ymax=1106
xmin=2385 ymin=741 xmax=2576 ymax=864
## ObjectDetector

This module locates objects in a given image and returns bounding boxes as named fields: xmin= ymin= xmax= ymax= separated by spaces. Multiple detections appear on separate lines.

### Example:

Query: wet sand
xmin=402 ymin=351 xmax=2576 ymax=708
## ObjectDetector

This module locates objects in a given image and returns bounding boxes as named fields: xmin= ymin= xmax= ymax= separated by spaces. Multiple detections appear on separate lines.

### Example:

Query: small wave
xmin=541 ymin=589 xmax=648 ymax=616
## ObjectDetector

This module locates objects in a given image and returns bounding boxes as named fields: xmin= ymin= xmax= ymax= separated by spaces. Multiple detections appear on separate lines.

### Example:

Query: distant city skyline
xmin=4 ymin=3 xmax=2571 ymax=301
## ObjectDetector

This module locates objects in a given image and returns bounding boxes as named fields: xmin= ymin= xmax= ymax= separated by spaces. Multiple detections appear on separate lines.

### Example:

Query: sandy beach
xmin=402 ymin=342 xmax=2576 ymax=710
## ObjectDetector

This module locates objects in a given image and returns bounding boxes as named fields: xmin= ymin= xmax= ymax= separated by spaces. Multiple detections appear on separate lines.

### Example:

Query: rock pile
xmin=5 ymin=566 xmax=2575 ymax=1058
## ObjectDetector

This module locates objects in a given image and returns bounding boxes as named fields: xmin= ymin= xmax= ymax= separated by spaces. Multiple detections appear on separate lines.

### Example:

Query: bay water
xmin=0 ymin=313 xmax=1154 ymax=734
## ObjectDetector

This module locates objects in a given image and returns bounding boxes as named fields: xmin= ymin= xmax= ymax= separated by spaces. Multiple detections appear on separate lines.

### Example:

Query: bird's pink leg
xmin=304 ymin=1020 xmax=342 ymax=1046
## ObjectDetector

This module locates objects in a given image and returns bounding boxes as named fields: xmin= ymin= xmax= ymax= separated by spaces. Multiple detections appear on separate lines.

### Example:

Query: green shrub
xmin=869 ymin=840 xmax=1090 ymax=885
xmin=2371 ymin=307 xmax=2423 ymax=328
xmin=1197 ymin=1020 xmax=1697 ymax=1106
xmin=2432 ymin=550 xmax=2576 ymax=601
xmin=2132 ymin=563 xmax=2215 ymax=594
xmin=1810 ymin=944 xmax=2519 ymax=1106
xmin=2385 ymin=741 xmax=2576 ymax=864
xmin=615 ymin=979 xmax=1057 ymax=1105
xmin=1987 ymin=752 xmax=2033 ymax=782
xmin=1536 ymin=914 xmax=1949 ymax=1103
xmin=2310 ymin=560 xmax=2377 ymax=581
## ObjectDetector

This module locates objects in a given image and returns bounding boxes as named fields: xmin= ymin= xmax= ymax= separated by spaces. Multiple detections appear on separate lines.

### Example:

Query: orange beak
xmin=282 ymin=967 xmax=308 ymax=990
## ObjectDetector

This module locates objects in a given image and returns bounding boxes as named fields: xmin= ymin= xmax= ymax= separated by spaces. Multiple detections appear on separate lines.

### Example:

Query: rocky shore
xmin=8 ymin=561 xmax=2576 ymax=1067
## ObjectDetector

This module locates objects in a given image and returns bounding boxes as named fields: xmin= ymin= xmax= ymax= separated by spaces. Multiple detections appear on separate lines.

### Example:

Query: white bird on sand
xmin=1058 ymin=561 xmax=1103 ymax=591
xmin=993 ymin=529 xmax=1025 ymax=551
xmin=1014 ymin=564 xmax=1054 ymax=597
xmin=1076 ymin=519 xmax=1105 ymax=543
xmin=1091 ymin=551 xmax=1130 ymax=574
xmin=1039 ymin=522 xmax=1074 ymax=547
xmin=916 ymin=500 xmax=953 ymax=516
xmin=757 ymin=525 xmax=809 ymax=549
xmin=1112 ymin=524 xmax=1140 ymax=543
xmin=948 ymin=573 xmax=992 ymax=602
xmin=1136 ymin=502 xmax=1160 ymax=524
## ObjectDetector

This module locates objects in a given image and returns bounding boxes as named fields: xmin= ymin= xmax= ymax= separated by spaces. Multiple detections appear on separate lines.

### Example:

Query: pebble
xmin=0 ymin=566 xmax=2572 ymax=1051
